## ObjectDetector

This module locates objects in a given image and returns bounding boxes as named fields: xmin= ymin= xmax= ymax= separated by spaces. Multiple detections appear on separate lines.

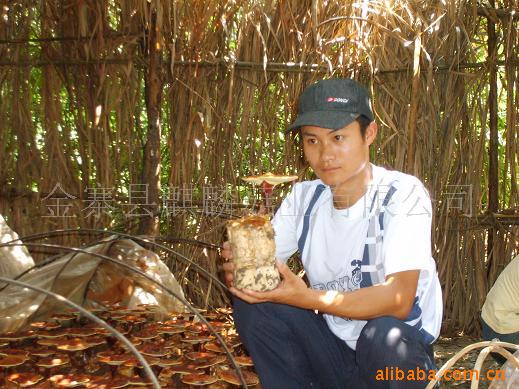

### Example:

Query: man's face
xmin=301 ymin=120 xmax=376 ymax=191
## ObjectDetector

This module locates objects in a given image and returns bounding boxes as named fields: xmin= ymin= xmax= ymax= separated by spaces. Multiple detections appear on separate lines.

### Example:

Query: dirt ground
xmin=434 ymin=335 xmax=506 ymax=388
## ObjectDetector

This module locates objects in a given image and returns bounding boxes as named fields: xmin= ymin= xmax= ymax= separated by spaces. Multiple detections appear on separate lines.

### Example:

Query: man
xmin=481 ymin=254 xmax=519 ymax=363
xmin=222 ymin=78 xmax=443 ymax=388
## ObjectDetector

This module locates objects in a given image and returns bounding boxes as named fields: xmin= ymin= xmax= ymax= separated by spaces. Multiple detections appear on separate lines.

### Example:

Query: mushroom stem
xmin=260 ymin=181 xmax=274 ymax=213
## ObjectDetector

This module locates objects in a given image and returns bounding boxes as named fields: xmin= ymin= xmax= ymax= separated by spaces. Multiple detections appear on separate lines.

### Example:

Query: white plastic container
xmin=226 ymin=215 xmax=280 ymax=291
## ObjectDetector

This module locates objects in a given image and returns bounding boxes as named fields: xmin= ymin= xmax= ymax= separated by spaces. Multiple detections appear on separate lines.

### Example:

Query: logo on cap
xmin=327 ymin=97 xmax=349 ymax=103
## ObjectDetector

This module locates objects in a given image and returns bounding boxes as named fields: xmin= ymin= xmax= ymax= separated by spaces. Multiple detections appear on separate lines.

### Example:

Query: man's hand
xmin=220 ymin=241 xmax=235 ymax=288
xmin=229 ymin=261 xmax=311 ymax=308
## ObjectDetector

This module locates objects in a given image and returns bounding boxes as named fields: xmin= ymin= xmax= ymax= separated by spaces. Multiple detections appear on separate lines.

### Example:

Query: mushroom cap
xmin=114 ymin=314 xmax=147 ymax=324
xmin=137 ymin=343 xmax=169 ymax=357
xmin=227 ymin=214 xmax=270 ymax=229
xmin=36 ymin=337 xmax=65 ymax=347
xmin=67 ymin=327 xmax=98 ymax=337
xmin=215 ymin=307 xmax=233 ymax=315
xmin=132 ymin=329 xmax=159 ymax=340
xmin=181 ymin=373 xmax=219 ymax=386
xmin=49 ymin=374 xmax=91 ymax=388
xmin=161 ymin=338 xmax=183 ymax=350
xmin=7 ymin=372 xmax=44 ymax=387
xmin=185 ymin=323 xmax=209 ymax=334
xmin=204 ymin=381 xmax=228 ymax=389
xmin=20 ymin=379 xmax=52 ymax=389
xmin=185 ymin=352 xmax=216 ymax=361
xmin=157 ymin=325 xmax=185 ymax=335
xmin=223 ymin=334 xmax=242 ymax=348
xmin=107 ymin=305 xmax=132 ymax=314
xmin=242 ymin=172 xmax=298 ymax=186
xmin=30 ymin=321 xmax=61 ymax=330
xmin=82 ymin=324 xmax=111 ymax=336
xmin=136 ymin=303 xmax=160 ymax=312
xmin=85 ymin=376 xmax=129 ymax=388
xmin=204 ymin=321 xmax=229 ymax=331
xmin=112 ymin=337 xmax=142 ymax=350
xmin=190 ymin=355 xmax=226 ymax=369
xmin=0 ymin=355 xmax=26 ymax=367
xmin=156 ymin=355 xmax=183 ymax=367
xmin=56 ymin=337 xmax=94 ymax=351
xmin=97 ymin=351 xmax=132 ymax=366
xmin=0 ymin=348 xmax=30 ymax=359
xmin=164 ymin=316 xmax=190 ymax=324
xmin=180 ymin=334 xmax=215 ymax=344
xmin=84 ymin=335 xmax=107 ymax=347
xmin=35 ymin=329 xmax=68 ymax=339
xmin=122 ymin=355 xmax=160 ymax=368
xmin=234 ymin=355 xmax=254 ymax=367
xmin=203 ymin=341 xmax=235 ymax=354
xmin=23 ymin=346 xmax=55 ymax=357
xmin=116 ymin=364 xmax=135 ymax=378
xmin=128 ymin=375 xmax=153 ymax=386
xmin=166 ymin=363 xmax=203 ymax=375
xmin=36 ymin=354 xmax=70 ymax=367
xmin=218 ymin=369 xmax=259 ymax=386
xmin=124 ymin=337 xmax=143 ymax=347
xmin=51 ymin=313 xmax=76 ymax=322
xmin=203 ymin=342 xmax=225 ymax=354
xmin=0 ymin=331 xmax=35 ymax=341
xmin=109 ymin=326 xmax=130 ymax=337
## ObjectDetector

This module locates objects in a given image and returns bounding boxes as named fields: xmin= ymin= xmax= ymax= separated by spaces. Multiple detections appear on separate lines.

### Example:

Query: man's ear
xmin=365 ymin=121 xmax=378 ymax=146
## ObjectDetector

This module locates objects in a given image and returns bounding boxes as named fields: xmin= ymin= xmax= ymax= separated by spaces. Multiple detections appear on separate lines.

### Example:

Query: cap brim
xmin=286 ymin=111 xmax=359 ymax=132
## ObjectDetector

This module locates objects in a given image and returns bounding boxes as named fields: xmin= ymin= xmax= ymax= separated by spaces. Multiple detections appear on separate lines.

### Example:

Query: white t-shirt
xmin=481 ymin=254 xmax=519 ymax=334
xmin=272 ymin=164 xmax=443 ymax=350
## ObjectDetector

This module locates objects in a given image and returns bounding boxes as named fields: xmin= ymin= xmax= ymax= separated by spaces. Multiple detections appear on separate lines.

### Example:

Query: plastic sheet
xmin=489 ymin=350 xmax=519 ymax=389
xmin=0 ymin=235 xmax=186 ymax=333
xmin=86 ymin=238 xmax=187 ymax=314
xmin=0 ymin=214 xmax=35 ymax=280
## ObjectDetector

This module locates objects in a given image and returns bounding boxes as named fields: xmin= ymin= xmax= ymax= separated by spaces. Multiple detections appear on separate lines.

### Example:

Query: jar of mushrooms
xmin=226 ymin=215 xmax=280 ymax=291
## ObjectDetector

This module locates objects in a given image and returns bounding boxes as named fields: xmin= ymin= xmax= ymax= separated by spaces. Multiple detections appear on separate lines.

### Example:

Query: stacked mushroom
xmin=0 ymin=305 xmax=259 ymax=388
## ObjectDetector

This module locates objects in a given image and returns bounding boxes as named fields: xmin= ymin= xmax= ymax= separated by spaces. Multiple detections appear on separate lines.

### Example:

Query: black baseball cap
xmin=286 ymin=78 xmax=374 ymax=132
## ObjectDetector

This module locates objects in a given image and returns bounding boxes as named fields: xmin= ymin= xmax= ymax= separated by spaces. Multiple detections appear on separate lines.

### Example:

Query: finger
xmin=221 ymin=251 xmax=232 ymax=260
xmin=224 ymin=272 xmax=234 ymax=288
xmin=222 ymin=262 xmax=234 ymax=272
xmin=229 ymin=287 xmax=264 ymax=304
xmin=224 ymin=270 xmax=233 ymax=281
xmin=241 ymin=288 xmax=279 ymax=301
xmin=276 ymin=261 xmax=292 ymax=277
xmin=220 ymin=242 xmax=232 ymax=259
xmin=225 ymin=279 xmax=234 ymax=288
xmin=221 ymin=250 xmax=232 ymax=260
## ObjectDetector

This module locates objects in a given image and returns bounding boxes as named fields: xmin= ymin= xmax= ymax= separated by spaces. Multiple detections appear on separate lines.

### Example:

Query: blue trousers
xmin=233 ymin=298 xmax=436 ymax=388
xmin=481 ymin=317 xmax=519 ymax=365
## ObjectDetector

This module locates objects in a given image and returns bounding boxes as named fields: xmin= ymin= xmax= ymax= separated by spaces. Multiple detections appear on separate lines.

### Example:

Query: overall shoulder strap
xmin=297 ymin=184 xmax=326 ymax=253
xmin=360 ymin=183 xmax=398 ymax=288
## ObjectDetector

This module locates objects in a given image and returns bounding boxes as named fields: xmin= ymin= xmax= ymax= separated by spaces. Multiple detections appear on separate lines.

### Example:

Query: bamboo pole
xmin=406 ymin=26 xmax=421 ymax=174
xmin=139 ymin=3 xmax=163 ymax=236
xmin=1 ymin=58 xmax=519 ymax=71
xmin=504 ymin=16 xmax=518 ymax=208
xmin=0 ymin=33 xmax=142 ymax=45
xmin=486 ymin=10 xmax=500 ymax=271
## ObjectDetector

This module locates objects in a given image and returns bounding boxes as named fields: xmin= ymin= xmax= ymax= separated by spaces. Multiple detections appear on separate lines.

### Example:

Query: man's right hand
xmin=221 ymin=241 xmax=235 ymax=288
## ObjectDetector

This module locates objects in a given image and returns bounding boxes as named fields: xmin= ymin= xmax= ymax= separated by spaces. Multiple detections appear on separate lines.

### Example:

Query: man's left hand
xmin=229 ymin=261 xmax=310 ymax=307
